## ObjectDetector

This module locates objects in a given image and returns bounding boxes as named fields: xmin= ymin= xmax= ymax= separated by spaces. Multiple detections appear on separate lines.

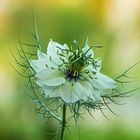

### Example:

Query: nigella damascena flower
xmin=30 ymin=39 xmax=116 ymax=103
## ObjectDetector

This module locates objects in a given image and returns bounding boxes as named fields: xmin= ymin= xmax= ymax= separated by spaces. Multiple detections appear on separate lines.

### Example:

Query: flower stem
xmin=60 ymin=103 xmax=67 ymax=140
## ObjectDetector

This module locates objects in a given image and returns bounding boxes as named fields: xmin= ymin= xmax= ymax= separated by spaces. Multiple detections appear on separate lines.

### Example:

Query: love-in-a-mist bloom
xmin=30 ymin=40 xmax=116 ymax=103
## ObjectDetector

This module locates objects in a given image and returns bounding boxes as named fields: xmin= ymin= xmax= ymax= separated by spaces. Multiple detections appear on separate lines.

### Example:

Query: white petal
xmin=78 ymin=81 xmax=94 ymax=99
xmin=78 ymin=80 xmax=101 ymax=101
xmin=76 ymin=81 xmax=102 ymax=101
xmin=94 ymin=58 xmax=102 ymax=72
xmin=45 ymin=86 xmax=61 ymax=98
xmin=91 ymin=72 xmax=116 ymax=89
xmin=47 ymin=40 xmax=65 ymax=65
xmin=63 ymin=43 xmax=69 ymax=50
xmin=47 ymin=40 xmax=68 ymax=54
xmin=83 ymin=58 xmax=101 ymax=73
xmin=36 ymin=68 xmax=63 ymax=80
xmin=47 ymin=39 xmax=62 ymax=55
xmin=36 ymin=79 xmax=46 ymax=87
xmin=47 ymin=40 xmax=70 ymax=64
xmin=82 ymin=45 xmax=94 ymax=58
xmin=30 ymin=49 xmax=59 ymax=72
xmin=37 ymin=49 xmax=60 ymax=68
xmin=74 ymin=82 xmax=89 ymax=101
xmin=36 ymin=68 xmax=65 ymax=86
xmin=30 ymin=59 xmax=47 ymax=72
xmin=91 ymin=88 xmax=101 ymax=101
xmin=49 ymin=55 xmax=63 ymax=66
xmin=44 ymin=77 xmax=65 ymax=86
xmin=60 ymin=82 xmax=79 ymax=103
xmin=30 ymin=57 xmax=58 ymax=72
xmin=37 ymin=50 xmax=47 ymax=59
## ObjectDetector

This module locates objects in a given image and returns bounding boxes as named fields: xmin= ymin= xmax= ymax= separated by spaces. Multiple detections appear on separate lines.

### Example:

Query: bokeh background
xmin=0 ymin=0 xmax=140 ymax=140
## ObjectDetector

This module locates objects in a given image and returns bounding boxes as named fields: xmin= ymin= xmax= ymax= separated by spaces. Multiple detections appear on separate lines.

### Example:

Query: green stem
xmin=60 ymin=104 xmax=67 ymax=140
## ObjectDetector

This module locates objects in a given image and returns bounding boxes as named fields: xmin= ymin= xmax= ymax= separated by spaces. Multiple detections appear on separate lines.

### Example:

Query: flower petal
xmin=30 ymin=49 xmax=59 ymax=72
xmin=91 ymin=88 xmax=101 ymax=101
xmin=47 ymin=39 xmax=62 ymax=55
xmin=74 ymin=82 xmax=89 ymax=101
xmin=94 ymin=58 xmax=102 ymax=72
xmin=47 ymin=40 xmax=69 ymax=65
xmin=60 ymin=82 xmax=79 ymax=103
xmin=36 ymin=68 xmax=65 ymax=86
xmin=78 ymin=81 xmax=94 ymax=99
xmin=83 ymin=58 xmax=102 ymax=73
xmin=82 ymin=45 xmax=94 ymax=58
xmin=30 ymin=59 xmax=47 ymax=72
xmin=45 ymin=86 xmax=61 ymax=98
xmin=91 ymin=72 xmax=116 ymax=89
xmin=44 ymin=77 xmax=65 ymax=86
xmin=37 ymin=50 xmax=47 ymax=59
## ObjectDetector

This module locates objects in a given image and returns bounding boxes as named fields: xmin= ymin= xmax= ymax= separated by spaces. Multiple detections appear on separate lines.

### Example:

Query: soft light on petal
xmin=78 ymin=81 xmax=94 ymax=99
xmin=82 ymin=45 xmax=94 ymax=58
xmin=91 ymin=72 xmax=116 ymax=89
xmin=37 ymin=50 xmax=47 ymax=59
xmin=91 ymin=88 xmax=101 ymax=101
xmin=60 ymin=82 xmax=79 ymax=103
xmin=44 ymin=77 xmax=65 ymax=86
xmin=47 ymin=39 xmax=63 ymax=55
xmin=47 ymin=39 xmax=66 ymax=65
xmin=45 ymin=86 xmax=61 ymax=98
xmin=30 ymin=59 xmax=47 ymax=72
xmin=74 ymin=82 xmax=89 ymax=101
xmin=36 ymin=68 xmax=65 ymax=86
xmin=83 ymin=58 xmax=101 ymax=73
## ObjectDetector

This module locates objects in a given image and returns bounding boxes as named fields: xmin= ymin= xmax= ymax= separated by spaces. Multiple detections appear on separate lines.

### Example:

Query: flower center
xmin=65 ymin=69 xmax=80 ymax=81
xmin=56 ymin=42 xmax=98 ymax=81
xmin=65 ymin=59 xmax=86 ymax=81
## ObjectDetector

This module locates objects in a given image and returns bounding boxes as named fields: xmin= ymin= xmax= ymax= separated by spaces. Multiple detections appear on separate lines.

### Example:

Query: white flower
xmin=30 ymin=39 xmax=116 ymax=103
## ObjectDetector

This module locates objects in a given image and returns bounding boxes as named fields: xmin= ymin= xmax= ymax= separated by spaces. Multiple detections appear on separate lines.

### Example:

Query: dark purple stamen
xmin=65 ymin=69 xmax=80 ymax=81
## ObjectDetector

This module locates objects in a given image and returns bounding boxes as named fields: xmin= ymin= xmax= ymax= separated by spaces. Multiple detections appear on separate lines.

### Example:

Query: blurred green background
xmin=0 ymin=0 xmax=140 ymax=140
